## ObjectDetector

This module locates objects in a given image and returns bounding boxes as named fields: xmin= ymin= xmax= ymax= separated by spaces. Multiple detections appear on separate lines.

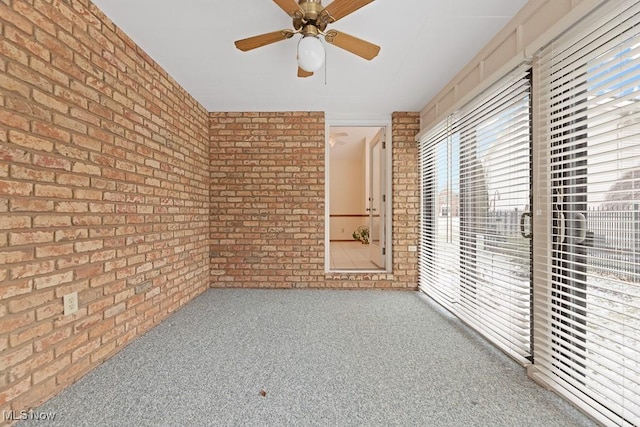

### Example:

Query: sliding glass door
xmin=419 ymin=69 xmax=533 ymax=363
xmin=533 ymin=2 xmax=640 ymax=424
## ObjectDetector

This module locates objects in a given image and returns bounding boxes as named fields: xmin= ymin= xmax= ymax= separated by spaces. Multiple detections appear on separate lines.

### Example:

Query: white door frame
xmin=368 ymin=128 xmax=386 ymax=268
xmin=325 ymin=118 xmax=393 ymax=273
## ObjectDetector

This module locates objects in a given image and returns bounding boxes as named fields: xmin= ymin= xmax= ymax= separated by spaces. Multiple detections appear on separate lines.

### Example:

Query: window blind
xmin=419 ymin=116 xmax=461 ymax=309
xmin=533 ymin=1 xmax=640 ymax=425
xmin=419 ymin=67 xmax=532 ymax=364
xmin=456 ymin=69 xmax=533 ymax=364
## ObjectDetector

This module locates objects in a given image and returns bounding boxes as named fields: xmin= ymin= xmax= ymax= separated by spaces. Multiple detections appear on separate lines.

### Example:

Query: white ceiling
xmin=90 ymin=0 xmax=528 ymax=117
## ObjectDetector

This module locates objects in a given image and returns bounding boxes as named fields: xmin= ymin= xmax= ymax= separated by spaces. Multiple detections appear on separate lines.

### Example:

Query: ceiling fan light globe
xmin=297 ymin=36 xmax=325 ymax=72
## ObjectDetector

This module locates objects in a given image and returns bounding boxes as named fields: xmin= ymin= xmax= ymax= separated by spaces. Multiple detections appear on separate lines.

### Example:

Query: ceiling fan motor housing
xmin=294 ymin=0 xmax=330 ymax=33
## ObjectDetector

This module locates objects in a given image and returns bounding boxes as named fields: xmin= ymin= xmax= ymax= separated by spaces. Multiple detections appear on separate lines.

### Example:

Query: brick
xmin=0 ymin=180 xmax=32 ymax=196
xmin=0 ymin=144 xmax=30 ymax=163
xmin=13 ymin=1 xmax=57 ymax=36
xmin=5 ymin=95 xmax=52 ymax=122
xmin=31 ymin=55 xmax=72 ymax=86
xmin=32 ymin=153 xmax=72 ymax=170
xmin=35 ymin=243 xmax=74 ymax=259
xmin=0 ymin=377 xmax=30 ymax=405
xmin=72 ymin=313 xmax=102 ymax=335
xmin=9 ymin=321 xmax=53 ymax=347
xmin=9 ymin=199 xmax=53 ymax=212
xmin=10 ymin=164 xmax=55 ymax=182
xmin=71 ymin=338 xmax=100 ymax=362
xmin=71 ymin=80 xmax=100 ymax=104
xmin=8 ymin=350 xmax=54 ymax=383
xmin=5 ymin=26 xmax=50 ymax=61
xmin=33 ymin=216 xmax=72 ymax=228
xmin=90 ymin=340 xmax=116 ymax=363
xmin=90 ymin=272 xmax=115 ymax=288
xmin=8 ymin=290 xmax=54 ymax=313
xmin=56 ymin=173 xmax=90 ymax=187
xmin=33 ymin=271 xmax=74 ymax=289
xmin=55 ymin=142 xmax=89 ymax=165
xmin=53 ymin=333 xmax=87 ymax=359
xmin=0 ymin=345 xmax=33 ymax=370
xmin=55 ymin=201 xmax=88 ymax=213
xmin=32 ymin=122 xmax=71 ymax=145
xmin=104 ymin=302 xmax=125 ymax=319
xmin=54 ymin=86 xmax=88 ymax=109
xmin=0 ymin=215 xmax=31 ymax=230
xmin=54 ymin=228 xmax=88 ymax=242
xmin=9 ymin=230 xmax=53 ymax=246
xmin=72 ymin=133 xmax=102 ymax=152
xmin=72 ymin=162 xmax=101 ymax=176
xmin=33 ymin=327 xmax=71 ymax=352
xmin=0 ymin=280 xmax=32 ymax=300
xmin=53 ymin=114 xmax=87 ymax=134
xmin=35 ymin=301 xmax=63 ymax=321
xmin=73 ymin=215 xmax=101 ymax=226
xmin=34 ymin=184 xmax=73 ymax=198
xmin=87 ymin=318 xmax=114 ymax=340
xmin=74 ymin=240 xmax=103 ymax=253
xmin=10 ymin=260 xmax=55 ymax=280
xmin=76 ymin=264 xmax=104 ymax=280
xmin=54 ymin=28 xmax=91 ymax=61
xmin=0 ymin=2 xmax=34 ymax=34
xmin=0 ymin=73 xmax=31 ymax=98
xmin=0 ymin=310 xmax=35 ymax=334
xmin=32 ymin=355 xmax=70 ymax=384
xmin=0 ymin=38 xmax=29 ymax=65
xmin=57 ymin=356 xmax=91 ymax=385
xmin=33 ymin=0 xmax=76 ymax=33
xmin=100 ymin=321 xmax=125 ymax=345
xmin=7 ymin=62 xmax=52 ymax=92
xmin=0 ymin=249 xmax=33 ymax=265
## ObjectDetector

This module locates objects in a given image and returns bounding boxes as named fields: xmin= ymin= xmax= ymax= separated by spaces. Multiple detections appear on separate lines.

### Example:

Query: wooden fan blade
xmin=273 ymin=0 xmax=304 ymax=18
xmin=234 ymin=30 xmax=294 ymax=52
xmin=298 ymin=67 xmax=313 ymax=78
xmin=324 ymin=30 xmax=380 ymax=60
xmin=321 ymin=0 xmax=374 ymax=24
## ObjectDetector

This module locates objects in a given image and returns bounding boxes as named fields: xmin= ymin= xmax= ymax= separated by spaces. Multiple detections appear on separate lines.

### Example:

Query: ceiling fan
xmin=234 ymin=0 xmax=380 ymax=78
xmin=329 ymin=131 xmax=349 ymax=146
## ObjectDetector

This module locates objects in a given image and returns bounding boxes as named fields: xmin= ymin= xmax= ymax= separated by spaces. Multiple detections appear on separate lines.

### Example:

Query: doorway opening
xmin=326 ymin=123 xmax=391 ymax=272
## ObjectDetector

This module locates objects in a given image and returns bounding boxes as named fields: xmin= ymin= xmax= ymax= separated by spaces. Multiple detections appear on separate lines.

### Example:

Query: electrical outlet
xmin=63 ymin=292 xmax=78 ymax=315
xmin=408 ymin=245 xmax=418 ymax=252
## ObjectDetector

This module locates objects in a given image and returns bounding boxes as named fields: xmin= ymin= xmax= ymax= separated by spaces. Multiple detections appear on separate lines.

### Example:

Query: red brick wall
xmin=391 ymin=112 xmax=420 ymax=289
xmin=210 ymin=112 xmax=420 ymax=289
xmin=0 ymin=0 xmax=210 ymax=414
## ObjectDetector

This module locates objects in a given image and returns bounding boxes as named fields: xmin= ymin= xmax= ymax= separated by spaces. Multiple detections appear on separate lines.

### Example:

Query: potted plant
xmin=352 ymin=225 xmax=370 ymax=244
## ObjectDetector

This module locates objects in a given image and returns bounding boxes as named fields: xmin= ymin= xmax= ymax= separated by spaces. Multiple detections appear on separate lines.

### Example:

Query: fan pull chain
xmin=324 ymin=50 xmax=328 ymax=85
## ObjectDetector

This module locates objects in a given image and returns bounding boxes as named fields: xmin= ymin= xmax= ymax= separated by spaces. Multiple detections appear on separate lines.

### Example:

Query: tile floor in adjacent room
xmin=329 ymin=241 xmax=381 ymax=270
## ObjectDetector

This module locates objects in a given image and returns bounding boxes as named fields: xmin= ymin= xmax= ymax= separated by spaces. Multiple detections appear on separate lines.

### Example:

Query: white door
xmin=368 ymin=129 xmax=385 ymax=268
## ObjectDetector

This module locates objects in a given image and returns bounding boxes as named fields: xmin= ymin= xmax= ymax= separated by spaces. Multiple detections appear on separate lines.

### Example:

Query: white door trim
xmin=325 ymin=118 xmax=393 ymax=273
